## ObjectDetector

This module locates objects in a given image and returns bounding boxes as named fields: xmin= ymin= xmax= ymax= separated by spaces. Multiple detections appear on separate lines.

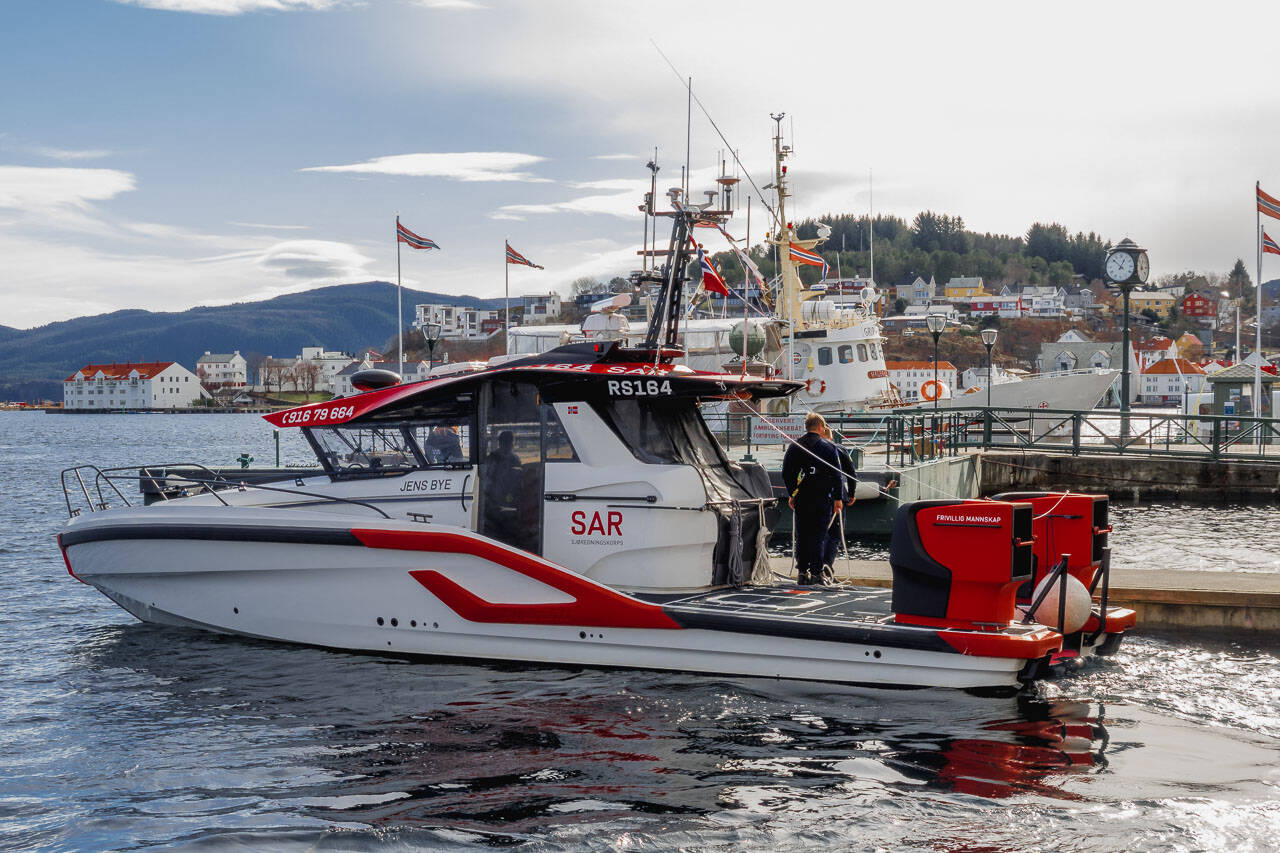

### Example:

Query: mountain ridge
xmin=0 ymin=281 xmax=502 ymax=401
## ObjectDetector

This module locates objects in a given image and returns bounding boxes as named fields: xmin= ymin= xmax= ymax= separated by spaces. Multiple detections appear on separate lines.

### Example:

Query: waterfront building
xmin=1140 ymin=358 xmax=1207 ymax=404
xmin=414 ymin=303 xmax=501 ymax=339
xmin=195 ymin=351 xmax=247 ymax=388
xmin=886 ymin=360 xmax=958 ymax=401
xmin=520 ymin=293 xmax=562 ymax=325
xmin=1133 ymin=336 xmax=1178 ymax=372
xmin=63 ymin=361 xmax=206 ymax=409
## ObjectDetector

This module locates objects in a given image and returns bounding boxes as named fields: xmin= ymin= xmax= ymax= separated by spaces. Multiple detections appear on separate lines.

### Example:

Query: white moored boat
xmin=56 ymin=201 xmax=1132 ymax=690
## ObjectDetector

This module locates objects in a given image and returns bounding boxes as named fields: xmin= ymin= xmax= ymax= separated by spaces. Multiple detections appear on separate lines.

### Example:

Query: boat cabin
xmin=262 ymin=342 xmax=797 ymax=592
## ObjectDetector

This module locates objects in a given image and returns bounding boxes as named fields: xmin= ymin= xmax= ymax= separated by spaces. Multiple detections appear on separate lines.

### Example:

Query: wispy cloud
xmin=0 ymin=166 xmax=136 ymax=211
xmin=229 ymin=221 xmax=311 ymax=230
xmin=412 ymin=0 xmax=484 ymax=8
xmin=27 ymin=145 xmax=115 ymax=161
xmin=301 ymin=151 xmax=550 ymax=183
xmin=111 ymin=0 xmax=339 ymax=14
xmin=256 ymin=240 xmax=374 ymax=279
xmin=591 ymin=153 xmax=638 ymax=161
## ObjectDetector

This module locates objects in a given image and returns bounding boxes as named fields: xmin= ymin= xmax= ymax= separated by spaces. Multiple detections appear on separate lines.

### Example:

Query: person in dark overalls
xmin=782 ymin=412 xmax=847 ymax=586
xmin=821 ymin=423 xmax=858 ymax=574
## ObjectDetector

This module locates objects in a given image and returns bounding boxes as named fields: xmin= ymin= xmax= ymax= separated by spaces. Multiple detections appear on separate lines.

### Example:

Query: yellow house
xmin=1176 ymin=331 xmax=1204 ymax=360
xmin=943 ymin=276 xmax=985 ymax=299
xmin=1129 ymin=291 xmax=1176 ymax=318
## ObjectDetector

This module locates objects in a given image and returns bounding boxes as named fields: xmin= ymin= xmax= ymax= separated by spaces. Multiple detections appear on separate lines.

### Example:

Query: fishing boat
xmin=56 ymin=201 xmax=1132 ymax=690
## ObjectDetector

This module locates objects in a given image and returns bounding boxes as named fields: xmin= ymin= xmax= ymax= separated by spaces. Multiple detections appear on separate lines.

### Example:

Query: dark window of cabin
xmin=818 ymin=347 xmax=833 ymax=366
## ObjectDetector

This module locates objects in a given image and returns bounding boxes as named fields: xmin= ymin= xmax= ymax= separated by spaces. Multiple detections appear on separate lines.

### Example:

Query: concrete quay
xmin=766 ymin=556 xmax=1280 ymax=635
xmin=977 ymin=450 xmax=1280 ymax=502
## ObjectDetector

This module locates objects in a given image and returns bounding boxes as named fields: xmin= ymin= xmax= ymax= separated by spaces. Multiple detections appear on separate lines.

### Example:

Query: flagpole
xmin=396 ymin=215 xmax=403 ymax=376
xmin=504 ymin=239 xmax=510 ymax=341
xmin=1257 ymin=182 xmax=1265 ymax=438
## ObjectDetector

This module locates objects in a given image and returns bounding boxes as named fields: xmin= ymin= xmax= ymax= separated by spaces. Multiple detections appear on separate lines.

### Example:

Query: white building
xmin=886 ymin=360 xmax=958 ymax=401
xmin=195 ymin=350 xmax=247 ymax=387
xmin=520 ymin=292 xmax=562 ymax=325
xmin=297 ymin=346 xmax=356 ymax=393
xmin=63 ymin=361 xmax=207 ymax=410
xmin=1140 ymin=358 xmax=1208 ymax=404
xmin=414 ymin=303 xmax=502 ymax=339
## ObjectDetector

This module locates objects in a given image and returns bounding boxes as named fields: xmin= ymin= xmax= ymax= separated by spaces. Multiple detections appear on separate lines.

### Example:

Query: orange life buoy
xmin=920 ymin=379 xmax=943 ymax=401
xmin=804 ymin=378 xmax=827 ymax=396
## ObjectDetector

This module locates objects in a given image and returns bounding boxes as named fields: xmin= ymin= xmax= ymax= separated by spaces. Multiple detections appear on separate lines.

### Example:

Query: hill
xmin=0 ymin=282 xmax=501 ymax=401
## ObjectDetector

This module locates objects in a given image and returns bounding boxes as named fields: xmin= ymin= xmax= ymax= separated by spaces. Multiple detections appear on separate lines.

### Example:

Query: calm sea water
xmin=3 ymin=412 xmax=1280 ymax=851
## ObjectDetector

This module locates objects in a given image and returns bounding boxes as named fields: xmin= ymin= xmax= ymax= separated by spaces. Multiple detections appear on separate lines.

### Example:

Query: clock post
xmin=1104 ymin=238 xmax=1149 ymax=445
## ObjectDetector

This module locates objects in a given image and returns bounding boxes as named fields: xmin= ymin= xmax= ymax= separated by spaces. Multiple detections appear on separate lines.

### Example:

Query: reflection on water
xmin=4 ymin=413 xmax=1280 ymax=849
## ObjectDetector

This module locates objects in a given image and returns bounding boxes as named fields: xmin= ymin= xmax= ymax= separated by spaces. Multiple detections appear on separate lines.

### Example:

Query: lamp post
xmin=926 ymin=313 xmax=946 ymax=412
xmin=981 ymin=327 xmax=998 ymax=411
xmin=424 ymin=321 xmax=442 ymax=375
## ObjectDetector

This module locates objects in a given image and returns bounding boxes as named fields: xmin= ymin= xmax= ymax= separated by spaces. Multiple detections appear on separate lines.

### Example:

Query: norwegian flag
xmin=396 ymin=218 xmax=439 ymax=250
xmin=1264 ymin=230 xmax=1280 ymax=256
xmin=694 ymin=243 xmax=730 ymax=296
xmin=788 ymin=241 xmax=829 ymax=280
xmin=505 ymin=242 xmax=544 ymax=269
xmin=1259 ymin=184 xmax=1280 ymax=221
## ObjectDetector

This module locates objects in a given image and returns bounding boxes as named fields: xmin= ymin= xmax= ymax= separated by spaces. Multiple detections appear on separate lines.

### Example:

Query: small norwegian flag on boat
xmin=694 ymin=243 xmax=730 ymax=296
xmin=788 ymin=241 xmax=829 ymax=280
xmin=396 ymin=218 xmax=439 ymax=250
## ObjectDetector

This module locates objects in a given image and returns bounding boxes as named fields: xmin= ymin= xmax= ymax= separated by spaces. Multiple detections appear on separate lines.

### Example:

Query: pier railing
xmin=705 ymin=407 xmax=1280 ymax=465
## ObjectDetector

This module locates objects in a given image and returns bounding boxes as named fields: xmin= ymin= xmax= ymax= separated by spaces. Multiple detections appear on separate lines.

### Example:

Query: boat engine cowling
xmin=992 ymin=492 xmax=1109 ymax=597
xmin=889 ymin=499 xmax=1034 ymax=628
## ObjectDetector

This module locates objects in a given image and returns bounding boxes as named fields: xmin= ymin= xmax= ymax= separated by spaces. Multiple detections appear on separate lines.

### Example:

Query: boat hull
xmin=60 ymin=507 xmax=1057 ymax=690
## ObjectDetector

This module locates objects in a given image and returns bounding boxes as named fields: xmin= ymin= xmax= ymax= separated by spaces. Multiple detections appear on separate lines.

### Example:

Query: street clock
xmin=1104 ymin=238 xmax=1149 ymax=286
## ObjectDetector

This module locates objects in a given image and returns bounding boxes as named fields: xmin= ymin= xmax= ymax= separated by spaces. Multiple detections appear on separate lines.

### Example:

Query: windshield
xmin=308 ymin=417 xmax=473 ymax=476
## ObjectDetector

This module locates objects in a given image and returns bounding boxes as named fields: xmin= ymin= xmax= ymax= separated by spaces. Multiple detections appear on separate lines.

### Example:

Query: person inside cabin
xmin=782 ymin=412 xmax=846 ymax=586
xmin=425 ymin=423 xmax=463 ymax=462
xmin=820 ymin=423 xmax=858 ymax=574
xmin=482 ymin=430 xmax=523 ymax=536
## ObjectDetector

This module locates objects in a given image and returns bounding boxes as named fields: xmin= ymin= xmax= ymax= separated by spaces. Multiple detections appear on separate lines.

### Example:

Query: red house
xmin=1180 ymin=291 xmax=1218 ymax=323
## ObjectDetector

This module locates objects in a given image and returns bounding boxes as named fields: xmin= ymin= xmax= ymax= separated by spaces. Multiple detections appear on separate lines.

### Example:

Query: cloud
xmin=111 ymin=0 xmax=338 ymax=13
xmin=412 ymin=0 xmax=484 ymax=8
xmin=27 ymin=146 xmax=115 ymax=161
xmin=591 ymin=153 xmax=639 ymax=161
xmin=0 ymin=166 xmax=136 ymax=211
xmin=230 ymin=221 xmax=311 ymax=230
xmin=301 ymin=152 xmax=549 ymax=183
xmin=255 ymin=239 xmax=374 ymax=279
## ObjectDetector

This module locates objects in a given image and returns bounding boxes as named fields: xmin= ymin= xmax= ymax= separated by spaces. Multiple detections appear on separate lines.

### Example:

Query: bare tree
xmin=296 ymin=361 xmax=320 ymax=400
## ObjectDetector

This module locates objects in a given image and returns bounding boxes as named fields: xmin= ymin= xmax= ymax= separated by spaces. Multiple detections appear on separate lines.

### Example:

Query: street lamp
xmin=926 ymin=313 xmax=946 ymax=411
xmin=424 ymin=322 xmax=442 ymax=375
xmin=981 ymin=327 xmax=998 ymax=410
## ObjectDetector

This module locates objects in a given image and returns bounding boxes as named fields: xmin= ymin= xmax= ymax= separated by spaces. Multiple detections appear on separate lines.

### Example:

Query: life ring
xmin=920 ymin=380 xmax=943 ymax=401
xmin=805 ymin=378 xmax=827 ymax=396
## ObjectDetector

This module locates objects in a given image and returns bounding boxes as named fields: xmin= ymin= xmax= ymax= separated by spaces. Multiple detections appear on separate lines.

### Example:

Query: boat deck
xmin=640 ymin=584 xmax=971 ymax=653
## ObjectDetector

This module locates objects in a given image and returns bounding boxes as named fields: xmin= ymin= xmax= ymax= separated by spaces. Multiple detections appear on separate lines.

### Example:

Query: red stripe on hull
xmin=56 ymin=533 xmax=86 ymax=584
xmin=350 ymin=528 xmax=680 ymax=630
xmin=936 ymin=626 xmax=1061 ymax=659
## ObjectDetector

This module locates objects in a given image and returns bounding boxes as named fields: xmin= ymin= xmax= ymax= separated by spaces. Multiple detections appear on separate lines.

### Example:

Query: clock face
xmin=1106 ymin=251 xmax=1136 ymax=283
xmin=1135 ymin=252 xmax=1149 ymax=283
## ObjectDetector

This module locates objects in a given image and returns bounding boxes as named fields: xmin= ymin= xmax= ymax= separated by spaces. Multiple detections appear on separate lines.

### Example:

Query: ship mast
xmin=769 ymin=113 xmax=822 ymax=331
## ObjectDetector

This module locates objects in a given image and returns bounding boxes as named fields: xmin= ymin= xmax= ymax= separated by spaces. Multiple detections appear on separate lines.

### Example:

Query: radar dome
xmin=729 ymin=320 xmax=766 ymax=358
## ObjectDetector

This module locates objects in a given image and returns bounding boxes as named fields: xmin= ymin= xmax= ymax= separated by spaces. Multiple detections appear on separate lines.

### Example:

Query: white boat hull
xmin=61 ymin=506 xmax=1043 ymax=690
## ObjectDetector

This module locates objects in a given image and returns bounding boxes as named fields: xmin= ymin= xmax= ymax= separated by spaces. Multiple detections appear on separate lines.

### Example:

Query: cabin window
xmin=592 ymin=397 xmax=728 ymax=469
xmin=406 ymin=417 xmax=474 ymax=466
xmin=838 ymin=345 xmax=853 ymax=364
xmin=309 ymin=424 xmax=426 ymax=475
xmin=817 ymin=347 xmax=833 ymax=366
xmin=857 ymin=343 xmax=868 ymax=362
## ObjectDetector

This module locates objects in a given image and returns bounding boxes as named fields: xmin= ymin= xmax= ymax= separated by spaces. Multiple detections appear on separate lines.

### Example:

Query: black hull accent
xmin=61 ymin=524 xmax=362 ymax=549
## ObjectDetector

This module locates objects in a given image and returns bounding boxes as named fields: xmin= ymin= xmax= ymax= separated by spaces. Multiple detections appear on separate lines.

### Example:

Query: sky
xmin=3 ymin=0 xmax=1280 ymax=329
